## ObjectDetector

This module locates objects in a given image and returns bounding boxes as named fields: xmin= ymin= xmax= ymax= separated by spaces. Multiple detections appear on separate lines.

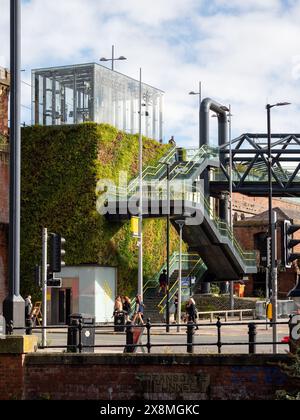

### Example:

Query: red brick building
xmin=234 ymin=196 xmax=300 ymax=298
xmin=0 ymin=67 xmax=9 ymax=311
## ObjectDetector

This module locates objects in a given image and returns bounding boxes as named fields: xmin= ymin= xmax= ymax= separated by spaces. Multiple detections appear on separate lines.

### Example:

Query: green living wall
xmin=21 ymin=123 xmax=181 ymax=299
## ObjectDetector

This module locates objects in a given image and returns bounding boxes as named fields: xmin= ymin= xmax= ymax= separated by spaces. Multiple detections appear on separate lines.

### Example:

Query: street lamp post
xmin=100 ymin=45 xmax=127 ymax=71
xmin=161 ymin=162 xmax=171 ymax=332
xmin=221 ymin=105 xmax=234 ymax=310
xmin=138 ymin=68 xmax=143 ymax=300
xmin=189 ymin=82 xmax=202 ymax=145
xmin=176 ymin=220 xmax=185 ymax=333
xmin=266 ymin=102 xmax=291 ymax=354
xmin=3 ymin=0 xmax=25 ymax=329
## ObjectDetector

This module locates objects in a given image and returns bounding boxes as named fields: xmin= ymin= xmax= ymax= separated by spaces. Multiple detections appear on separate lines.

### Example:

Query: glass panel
xmin=32 ymin=63 xmax=164 ymax=141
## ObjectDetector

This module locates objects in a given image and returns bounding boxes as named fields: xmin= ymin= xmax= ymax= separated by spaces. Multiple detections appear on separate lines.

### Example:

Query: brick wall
xmin=0 ymin=354 xmax=25 ymax=400
xmin=20 ymin=354 xmax=295 ymax=401
xmin=234 ymin=220 xmax=299 ymax=297
xmin=0 ymin=224 xmax=8 ymax=311
xmin=0 ymin=149 xmax=9 ymax=311
xmin=0 ymin=150 xmax=9 ymax=224
xmin=0 ymin=67 xmax=10 ymax=137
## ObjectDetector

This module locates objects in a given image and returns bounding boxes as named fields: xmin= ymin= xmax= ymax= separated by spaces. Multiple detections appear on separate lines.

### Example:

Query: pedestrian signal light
xmin=282 ymin=221 xmax=300 ymax=268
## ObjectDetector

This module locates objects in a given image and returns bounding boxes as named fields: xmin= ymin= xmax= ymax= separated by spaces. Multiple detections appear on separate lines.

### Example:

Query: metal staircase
xmin=105 ymin=145 xmax=257 ymax=279
xmin=139 ymin=253 xmax=206 ymax=323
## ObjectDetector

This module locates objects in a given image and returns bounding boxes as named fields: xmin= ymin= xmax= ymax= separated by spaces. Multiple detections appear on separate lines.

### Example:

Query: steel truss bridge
xmin=211 ymin=133 xmax=300 ymax=197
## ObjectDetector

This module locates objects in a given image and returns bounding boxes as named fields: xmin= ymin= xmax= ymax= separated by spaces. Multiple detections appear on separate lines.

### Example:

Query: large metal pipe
xmin=200 ymin=98 xmax=229 ymax=222
xmin=200 ymin=98 xmax=228 ymax=148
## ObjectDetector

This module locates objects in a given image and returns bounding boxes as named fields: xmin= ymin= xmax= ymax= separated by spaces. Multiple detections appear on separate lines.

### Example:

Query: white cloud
xmin=0 ymin=0 xmax=300 ymax=146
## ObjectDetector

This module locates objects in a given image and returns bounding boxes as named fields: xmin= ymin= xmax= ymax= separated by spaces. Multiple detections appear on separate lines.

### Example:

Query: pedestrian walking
xmin=173 ymin=292 xmax=179 ymax=323
xmin=186 ymin=297 xmax=199 ymax=330
xmin=123 ymin=296 xmax=132 ymax=322
xmin=158 ymin=269 xmax=167 ymax=296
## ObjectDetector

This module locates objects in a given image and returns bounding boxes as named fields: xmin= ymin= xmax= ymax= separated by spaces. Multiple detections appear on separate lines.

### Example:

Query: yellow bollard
xmin=266 ymin=302 xmax=273 ymax=321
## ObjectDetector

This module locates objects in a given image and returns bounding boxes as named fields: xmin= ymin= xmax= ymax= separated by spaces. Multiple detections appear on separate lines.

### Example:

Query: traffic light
xmin=282 ymin=220 xmax=300 ymax=268
xmin=49 ymin=233 xmax=66 ymax=273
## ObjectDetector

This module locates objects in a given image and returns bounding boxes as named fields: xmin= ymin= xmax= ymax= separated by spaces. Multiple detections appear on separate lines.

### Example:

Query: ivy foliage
xmin=21 ymin=123 xmax=181 ymax=299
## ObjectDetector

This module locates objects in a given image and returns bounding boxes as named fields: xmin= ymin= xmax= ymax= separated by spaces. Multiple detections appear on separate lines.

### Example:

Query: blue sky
xmin=1 ymin=0 xmax=300 ymax=146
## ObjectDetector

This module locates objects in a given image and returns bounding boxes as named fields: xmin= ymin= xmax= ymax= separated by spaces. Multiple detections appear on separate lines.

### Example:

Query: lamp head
xmin=176 ymin=220 xmax=185 ymax=229
xmin=267 ymin=102 xmax=291 ymax=109
xmin=118 ymin=56 xmax=127 ymax=61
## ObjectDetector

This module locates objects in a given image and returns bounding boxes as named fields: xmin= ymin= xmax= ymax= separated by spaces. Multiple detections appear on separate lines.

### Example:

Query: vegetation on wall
xmin=21 ymin=123 xmax=182 ymax=299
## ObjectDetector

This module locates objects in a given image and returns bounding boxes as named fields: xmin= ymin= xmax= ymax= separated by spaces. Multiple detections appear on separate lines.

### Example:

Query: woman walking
xmin=186 ymin=297 xmax=199 ymax=330
xmin=123 ymin=296 xmax=132 ymax=322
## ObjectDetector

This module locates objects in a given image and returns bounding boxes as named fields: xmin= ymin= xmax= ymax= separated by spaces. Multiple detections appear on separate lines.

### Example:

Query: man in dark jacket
xmin=158 ymin=270 xmax=168 ymax=296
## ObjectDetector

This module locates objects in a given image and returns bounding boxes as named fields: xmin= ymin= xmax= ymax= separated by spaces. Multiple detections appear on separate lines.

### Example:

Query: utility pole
xmin=266 ymin=102 xmax=290 ymax=353
xmin=3 ymin=0 xmax=25 ymax=329
xmin=166 ymin=162 xmax=170 ymax=333
xmin=42 ymin=228 xmax=48 ymax=348
xmin=228 ymin=104 xmax=235 ymax=311
xmin=176 ymin=220 xmax=185 ymax=333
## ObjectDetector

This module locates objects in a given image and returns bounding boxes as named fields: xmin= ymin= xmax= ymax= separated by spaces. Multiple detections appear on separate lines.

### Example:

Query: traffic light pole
xmin=272 ymin=213 xmax=278 ymax=354
xmin=42 ymin=228 xmax=48 ymax=348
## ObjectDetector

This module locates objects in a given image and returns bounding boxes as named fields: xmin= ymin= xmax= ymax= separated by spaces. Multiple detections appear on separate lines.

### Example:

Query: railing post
xmin=6 ymin=320 xmax=14 ymax=336
xmin=248 ymin=323 xmax=257 ymax=354
xmin=210 ymin=313 xmax=214 ymax=323
xmin=146 ymin=319 xmax=151 ymax=354
xmin=289 ymin=315 xmax=293 ymax=353
xmin=187 ymin=322 xmax=194 ymax=354
xmin=225 ymin=312 xmax=228 ymax=323
xmin=217 ymin=317 xmax=222 ymax=354
xmin=25 ymin=318 xmax=33 ymax=336
xmin=125 ymin=321 xmax=134 ymax=353
xmin=78 ymin=319 xmax=83 ymax=354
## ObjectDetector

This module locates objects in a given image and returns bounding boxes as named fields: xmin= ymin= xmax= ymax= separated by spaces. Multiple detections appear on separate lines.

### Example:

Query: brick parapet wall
xmin=0 ymin=354 xmax=25 ymax=400
xmin=20 ymin=354 xmax=295 ymax=400
xmin=0 ymin=149 xmax=9 ymax=225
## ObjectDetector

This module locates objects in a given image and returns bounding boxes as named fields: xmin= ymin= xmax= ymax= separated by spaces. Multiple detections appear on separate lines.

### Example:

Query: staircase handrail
xmin=129 ymin=252 xmax=199 ymax=311
xmin=158 ymin=259 xmax=207 ymax=314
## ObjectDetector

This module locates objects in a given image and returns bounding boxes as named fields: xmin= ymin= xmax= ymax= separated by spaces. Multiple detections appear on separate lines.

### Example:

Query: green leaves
xmin=21 ymin=123 xmax=174 ymax=299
